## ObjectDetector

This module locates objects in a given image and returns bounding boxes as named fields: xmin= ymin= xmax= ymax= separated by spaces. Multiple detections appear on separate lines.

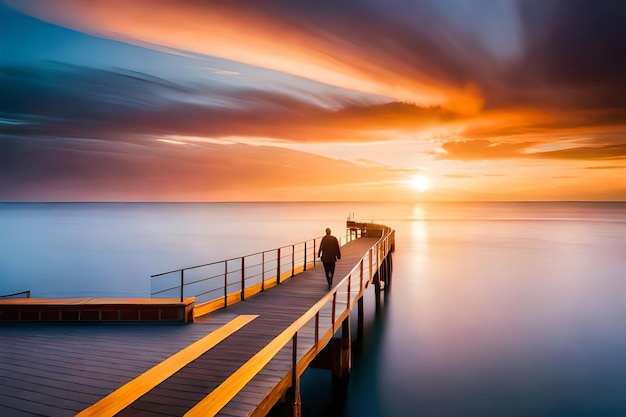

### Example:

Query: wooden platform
xmin=0 ymin=237 xmax=388 ymax=417
xmin=0 ymin=297 xmax=195 ymax=323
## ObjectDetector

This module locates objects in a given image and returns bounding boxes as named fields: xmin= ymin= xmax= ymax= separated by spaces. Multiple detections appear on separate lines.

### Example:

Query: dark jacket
xmin=318 ymin=235 xmax=341 ymax=263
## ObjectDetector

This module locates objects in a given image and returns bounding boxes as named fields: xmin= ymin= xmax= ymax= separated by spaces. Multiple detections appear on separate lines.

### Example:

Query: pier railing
xmin=151 ymin=221 xmax=393 ymax=318
xmin=184 ymin=222 xmax=395 ymax=416
xmin=151 ymin=236 xmax=326 ymax=311
xmin=0 ymin=290 xmax=31 ymax=299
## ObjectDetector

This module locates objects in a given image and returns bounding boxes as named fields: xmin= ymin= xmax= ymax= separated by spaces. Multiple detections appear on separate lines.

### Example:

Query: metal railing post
xmin=224 ymin=261 xmax=228 ymax=308
xmin=369 ymin=249 xmax=373 ymax=281
xmin=303 ymin=242 xmax=307 ymax=271
xmin=261 ymin=252 xmax=266 ymax=292
xmin=292 ymin=332 xmax=298 ymax=387
xmin=313 ymin=239 xmax=316 ymax=267
xmin=291 ymin=245 xmax=295 ymax=277
xmin=277 ymin=248 xmax=281 ymax=284
xmin=360 ymin=259 xmax=364 ymax=290
xmin=315 ymin=312 xmax=319 ymax=346
xmin=180 ymin=270 xmax=184 ymax=302
xmin=331 ymin=292 xmax=336 ymax=330
xmin=241 ymin=257 xmax=245 ymax=301
xmin=347 ymin=272 xmax=351 ymax=309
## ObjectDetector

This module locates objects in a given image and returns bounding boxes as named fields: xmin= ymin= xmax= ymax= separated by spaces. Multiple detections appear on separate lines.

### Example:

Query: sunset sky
xmin=1 ymin=0 xmax=625 ymax=201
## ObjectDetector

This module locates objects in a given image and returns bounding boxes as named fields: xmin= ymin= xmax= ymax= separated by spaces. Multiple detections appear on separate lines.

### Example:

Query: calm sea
xmin=1 ymin=201 xmax=625 ymax=416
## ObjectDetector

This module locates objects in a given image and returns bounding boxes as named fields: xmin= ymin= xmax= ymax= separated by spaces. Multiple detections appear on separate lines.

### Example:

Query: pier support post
xmin=279 ymin=334 xmax=302 ymax=417
xmin=374 ymin=275 xmax=382 ymax=314
xmin=381 ymin=258 xmax=388 ymax=288
xmin=386 ymin=252 xmax=393 ymax=289
xmin=291 ymin=333 xmax=301 ymax=417
xmin=287 ymin=387 xmax=301 ymax=417
xmin=279 ymin=386 xmax=301 ymax=417
xmin=374 ymin=270 xmax=382 ymax=294
xmin=354 ymin=296 xmax=364 ymax=352
xmin=332 ymin=316 xmax=351 ymax=379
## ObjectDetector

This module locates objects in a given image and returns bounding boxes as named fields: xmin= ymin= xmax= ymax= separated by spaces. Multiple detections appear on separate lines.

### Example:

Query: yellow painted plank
xmin=184 ymin=324 xmax=296 ymax=417
xmin=76 ymin=314 xmax=258 ymax=417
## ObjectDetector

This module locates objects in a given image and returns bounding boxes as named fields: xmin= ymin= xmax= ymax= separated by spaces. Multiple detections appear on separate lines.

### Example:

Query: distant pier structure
xmin=0 ymin=220 xmax=394 ymax=417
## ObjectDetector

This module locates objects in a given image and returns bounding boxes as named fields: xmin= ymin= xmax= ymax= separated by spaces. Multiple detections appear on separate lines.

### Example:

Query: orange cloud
xmin=437 ymin=138 xmax=626 ymax=161
xmin=0 ymin=136 xmax=405 ymax=201
xmin=437 ymin=139 xmax=537 ymax=160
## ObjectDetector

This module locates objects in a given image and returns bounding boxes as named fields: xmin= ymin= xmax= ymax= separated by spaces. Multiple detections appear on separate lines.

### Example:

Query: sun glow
xmin=409 ymin=174 xmax=431 ymax=192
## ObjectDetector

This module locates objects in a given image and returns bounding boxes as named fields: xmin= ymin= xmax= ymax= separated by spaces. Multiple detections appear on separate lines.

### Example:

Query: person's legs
xmin=323 ymin=262 xmax=333 ymax=289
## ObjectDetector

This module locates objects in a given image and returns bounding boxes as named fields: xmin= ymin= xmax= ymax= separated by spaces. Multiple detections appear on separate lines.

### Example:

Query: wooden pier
xmin=0 ymin=297 xmax=195 ymax=323
xmin=0 ymin=222 xmax=394 ymax=417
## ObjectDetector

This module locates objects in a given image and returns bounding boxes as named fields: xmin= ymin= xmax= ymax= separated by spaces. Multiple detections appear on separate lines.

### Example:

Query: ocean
xmin=1 ymin=201 xmax=625 ymax=416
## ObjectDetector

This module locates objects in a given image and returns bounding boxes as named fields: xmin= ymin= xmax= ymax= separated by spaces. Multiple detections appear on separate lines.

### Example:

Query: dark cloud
xmin=1 ymin=63 xmax=191 ymax=139
xmin=1 ymin=63 xmax=453 ymax=143
xmin=520 ymin=0 xmax=626 ymax=87
xmin=255 ymin=0 xmax=626 ymax=114
xmin=487 ymin=0 xmax=626 ymax=111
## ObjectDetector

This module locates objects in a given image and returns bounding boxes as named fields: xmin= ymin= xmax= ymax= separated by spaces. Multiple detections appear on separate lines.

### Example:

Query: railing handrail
xmin=184 ymin=222 xmax=395 ymax=416
xmin=0 ymin=290 xmax=31 ymax=299
xmin=151 ymin=235 xmax=325 ymax=278
xmin=151 ymin=221 xmax=393 ymax=309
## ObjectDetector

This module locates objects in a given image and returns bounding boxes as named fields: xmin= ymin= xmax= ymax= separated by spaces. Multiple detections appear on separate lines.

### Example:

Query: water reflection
xmin=363 ymin=213 xmax=626 ymax=416
xmin=410 ymin=204 xmax=429 ymax=270
xmin=298 ymin=203 xmax=626 ymax=417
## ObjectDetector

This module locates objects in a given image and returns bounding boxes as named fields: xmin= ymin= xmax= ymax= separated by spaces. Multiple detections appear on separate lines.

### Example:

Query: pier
xmin=0 ymin=221 xmax=394 ymax=417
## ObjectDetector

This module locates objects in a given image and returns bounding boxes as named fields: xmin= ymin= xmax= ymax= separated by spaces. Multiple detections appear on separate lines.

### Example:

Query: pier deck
xmin=0 ymin=232 xmax=393 ymax=417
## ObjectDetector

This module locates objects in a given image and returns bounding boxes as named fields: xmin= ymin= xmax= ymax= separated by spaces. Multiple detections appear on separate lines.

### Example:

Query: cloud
xmin=4 ymin=0 xmax=494 ymax=113
xmin=3 ymin=0 xmax=626 ymax=201
xmin=487 ymin=0 xmax=626 ymax=111
xmin=444 ymin=174 xmax=478 ymax=179
xmin=586 ymin=165 xmax=626 ymax=170
xmin=1 ymin=63 xmax=455 ymax=144
xmin=437 ymin=139 xmax=537 ymax=160
xmin=437 ymin=138 xmax=626 ymax=161
xmin=6 ymin=1 xmax=626 ymax=135
xmin=0 ymin=134 xmax=401 ymax=201
xmin=534 ymin=144 xmax=626 ymax=160
xmin=7 ymin=1 xmax=626 ymax=113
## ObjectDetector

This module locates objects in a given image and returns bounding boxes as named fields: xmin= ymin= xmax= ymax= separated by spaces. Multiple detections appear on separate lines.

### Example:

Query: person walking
xmin=318 ymin=227 xmax=341 ymax=290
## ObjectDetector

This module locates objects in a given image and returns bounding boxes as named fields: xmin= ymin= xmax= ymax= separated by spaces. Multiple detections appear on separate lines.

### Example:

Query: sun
xmin=409 ymin=174 xmax=431 ymax=192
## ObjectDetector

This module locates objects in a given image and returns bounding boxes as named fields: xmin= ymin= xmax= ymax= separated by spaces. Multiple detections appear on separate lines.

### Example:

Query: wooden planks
xmin=0 ymin=322 xmax=229 ymax=416
xmin=76 ymin=315 xmax=258 ymax=417
xmin=0 ymin=237 xmax=382 ymax=417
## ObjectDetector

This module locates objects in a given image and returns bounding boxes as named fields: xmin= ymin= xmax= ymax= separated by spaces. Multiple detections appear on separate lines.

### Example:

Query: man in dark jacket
xmin=318 ymin=228 xmax=341 ymax=290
